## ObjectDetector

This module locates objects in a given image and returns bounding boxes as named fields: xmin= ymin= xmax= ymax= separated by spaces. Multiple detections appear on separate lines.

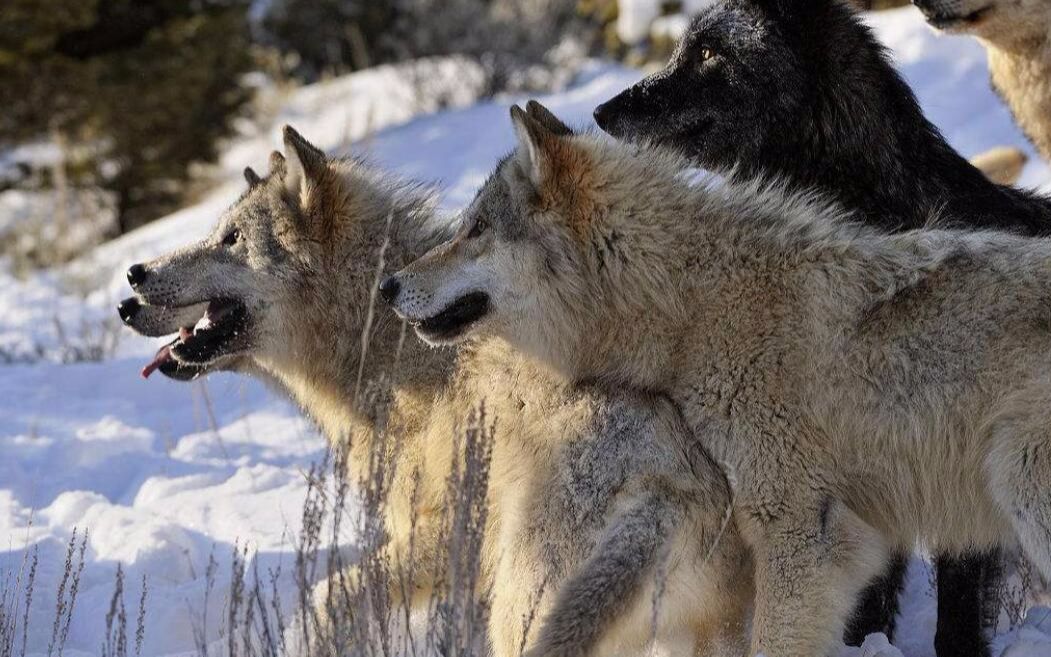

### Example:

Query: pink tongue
xmin=141 ymin=328 xmax=193 ymax=379
xmin=141 ymin=344 xmax=172 ymax=379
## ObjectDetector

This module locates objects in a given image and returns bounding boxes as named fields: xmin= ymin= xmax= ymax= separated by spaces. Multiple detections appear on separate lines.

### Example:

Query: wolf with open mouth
xmin=117 ymin=171 xmax=271 ymax=381
xmin=117 ymin=126 xmax=440 ymax=388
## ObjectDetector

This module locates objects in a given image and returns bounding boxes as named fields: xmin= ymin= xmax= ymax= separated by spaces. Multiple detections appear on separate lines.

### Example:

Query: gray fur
xmin=389 ymin=111 xmax=1051 ymax=657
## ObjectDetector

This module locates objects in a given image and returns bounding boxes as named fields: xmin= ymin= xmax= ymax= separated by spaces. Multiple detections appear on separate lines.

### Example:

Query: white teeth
xmin=193 ymin=315 xmax=213 ymax=335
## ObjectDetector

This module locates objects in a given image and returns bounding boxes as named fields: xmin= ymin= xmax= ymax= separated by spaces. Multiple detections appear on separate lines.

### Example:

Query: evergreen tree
xmin=262 ymin=0 xmax=401 ymax=81
xmin=0 ymin=0 xmax=254 ymax=234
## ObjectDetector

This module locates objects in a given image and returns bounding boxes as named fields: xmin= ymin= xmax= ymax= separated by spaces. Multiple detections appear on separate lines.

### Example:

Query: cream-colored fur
xmin=125 ymin=126 xmax=752 ymax=657
xmin=390 ymin=107 xmax=1051 ymax=657
xmin=917 ymin=0 xmax=1051 ymax=162
xmin=970 ymin=145 xmax=1028 ymax=185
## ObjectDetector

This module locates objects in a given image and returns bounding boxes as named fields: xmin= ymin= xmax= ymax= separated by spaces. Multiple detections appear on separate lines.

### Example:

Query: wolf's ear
xmin=526 ymin=100 xmax=573 ymax=137
xmin=281 ymin=125 xmax=327 ymax=200
xmin=244 ymin=167 xmax=263 ymax=188
xmin=511 ymin=104 xmax=564 ymax=189
xmin=268 ymin=151 xmax=287 ymax=179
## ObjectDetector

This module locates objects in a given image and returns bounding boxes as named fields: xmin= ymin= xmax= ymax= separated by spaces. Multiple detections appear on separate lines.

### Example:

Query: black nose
xmin=117 ymin=297 xmax=141 ymax=325
xmin=379 ymin=276 xmax=400 ymax=304
xmin=127 ymin=264 xmax=147 ymax=288
xmin=593 ymin=102 xmax=613 ymax=131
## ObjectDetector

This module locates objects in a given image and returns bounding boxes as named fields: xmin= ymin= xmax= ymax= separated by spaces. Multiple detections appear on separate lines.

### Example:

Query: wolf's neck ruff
xmin=518 ymin=135 xmax=868 ymax=389
xmin=258 ymin=161 xmax=456 ymax=450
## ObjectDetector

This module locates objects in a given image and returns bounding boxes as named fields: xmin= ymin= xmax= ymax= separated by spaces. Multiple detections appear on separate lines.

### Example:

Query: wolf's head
xmin=119 ymin=126 xmax=436 ymax=382
xmin=912 ymin=0 xmax=1050 ymax=41
xmin=592 ymin=0 xmax=894 ymax=172
xmin=383 ymin=102 xmax=690 ymax=378
xmin=592 ymin=0 xmax=814 ymax=167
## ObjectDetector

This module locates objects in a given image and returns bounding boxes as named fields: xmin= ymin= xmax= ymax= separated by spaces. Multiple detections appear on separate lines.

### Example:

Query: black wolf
xmin=593 ymin=0 xmax=1051 ymax=654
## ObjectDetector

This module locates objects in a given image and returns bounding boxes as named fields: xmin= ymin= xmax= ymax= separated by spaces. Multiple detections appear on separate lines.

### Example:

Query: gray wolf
xmin=912 ymin=0 xmax=1051 ymax=163
xmin=593 ymin=0 xmax=1051 ymax=650
xmin=117 ymin=123 xmax=752 ymax=657
xmin=385 ymin=105 xmax=1051 ymax=657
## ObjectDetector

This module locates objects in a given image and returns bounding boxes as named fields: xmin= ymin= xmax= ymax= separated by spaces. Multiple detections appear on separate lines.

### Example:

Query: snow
xmin=1 ymin=7 xmax=1050 ymax=656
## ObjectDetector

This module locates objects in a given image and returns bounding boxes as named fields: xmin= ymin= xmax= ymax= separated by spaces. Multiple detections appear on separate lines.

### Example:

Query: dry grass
xmin=164 ymin=404 xmax=498 ymax=657
xmin=998 ymin=557 xmax=1039 ymax=631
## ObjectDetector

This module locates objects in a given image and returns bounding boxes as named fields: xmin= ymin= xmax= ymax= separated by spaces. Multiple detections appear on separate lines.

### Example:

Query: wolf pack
xmin=116 ymin=0 xmax=1051 ymax=656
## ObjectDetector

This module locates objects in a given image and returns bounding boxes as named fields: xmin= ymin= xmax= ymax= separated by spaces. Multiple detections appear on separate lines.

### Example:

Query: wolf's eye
xmin=222 ymin=228 xmax=242 ymax=247
xmin=699 ymin=46 xmax=716 ymax=63
xmin=468 ymin=219 xmax=489 ymax=239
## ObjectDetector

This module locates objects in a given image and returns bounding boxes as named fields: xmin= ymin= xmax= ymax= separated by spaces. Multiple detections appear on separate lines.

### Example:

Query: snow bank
xmin=1 ymin=8 xmax=1050 ymax=656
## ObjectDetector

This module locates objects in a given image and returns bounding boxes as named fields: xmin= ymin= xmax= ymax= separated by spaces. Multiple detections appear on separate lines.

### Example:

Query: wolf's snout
xmin=379 ymin=276 xmax=400 ymax=304
xmin=117 ymin=297 xmax=141 ymax=325
xmin=127 ymin=264 xmax=148 ymax=289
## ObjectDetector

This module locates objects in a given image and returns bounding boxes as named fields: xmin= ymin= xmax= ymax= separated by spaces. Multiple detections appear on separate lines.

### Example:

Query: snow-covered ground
xmin=1 ymin=7 xmax=1050 ymax=656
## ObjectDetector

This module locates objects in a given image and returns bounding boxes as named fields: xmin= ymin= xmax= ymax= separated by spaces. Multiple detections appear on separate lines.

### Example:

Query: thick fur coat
xmin=388 ymin=112 xmax=1051 ymax=657
xmin=593 ymin=1 xmax=1051 ymax=650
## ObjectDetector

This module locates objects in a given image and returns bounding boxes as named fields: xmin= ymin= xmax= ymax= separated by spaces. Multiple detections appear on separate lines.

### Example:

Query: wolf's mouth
xmin=132 ymin=299 xmax=249 ymax=379
xmin=413 ymin=292 xmax=490 ymax=343
xmin=919 ymin=5 xmax=991 ymax=29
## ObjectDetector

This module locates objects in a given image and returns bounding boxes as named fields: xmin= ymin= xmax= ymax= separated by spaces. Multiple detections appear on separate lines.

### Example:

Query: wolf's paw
xmin=836 ymin=633 xmax=904 ymax=657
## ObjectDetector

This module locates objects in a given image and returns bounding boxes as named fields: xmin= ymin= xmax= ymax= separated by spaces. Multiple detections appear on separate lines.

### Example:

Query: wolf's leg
xmin=843 ymin=552 xmax=907 ymax=645
xmin=523 ymin=492 xmax=680 ymax=657
xmin=933 ymin=550 xmax=1000 ymax=657
xmin=748 ymin=497 xmax=888 ymax=657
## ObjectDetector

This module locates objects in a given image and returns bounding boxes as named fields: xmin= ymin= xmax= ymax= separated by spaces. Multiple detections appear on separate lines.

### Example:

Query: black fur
xmin=593 ymin=0 xmax=1051 ymax=654
xmin=594 ymin=0 xmax=1051 ymax=234
xmin=934 ymin=550 xmax=1003 ymax=657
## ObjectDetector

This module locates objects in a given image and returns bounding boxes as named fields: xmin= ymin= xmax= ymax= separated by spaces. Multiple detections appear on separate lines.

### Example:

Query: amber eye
xmin=222 ymin=228 xmax=241 ymax=246
xmin=468 ymin=218 xmax=489 ymax=238
xmin=700 ymin=47 xmax=716 ymax=62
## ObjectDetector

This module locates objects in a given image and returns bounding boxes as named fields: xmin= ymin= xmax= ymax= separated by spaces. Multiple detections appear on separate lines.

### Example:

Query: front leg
xmin=934 ymin=550 xmax=1001 ymax=657
xmin=749 ymin=497 xmax=889 ymax=657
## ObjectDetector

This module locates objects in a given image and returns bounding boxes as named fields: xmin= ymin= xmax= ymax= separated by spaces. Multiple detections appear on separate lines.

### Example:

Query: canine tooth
xmin=194 ymin=315 xmax=213 ymax=334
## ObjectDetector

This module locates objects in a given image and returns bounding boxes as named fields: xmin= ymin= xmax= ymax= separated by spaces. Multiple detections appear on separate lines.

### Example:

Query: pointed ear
xmin=281 ymin=125 xmax=327 ymax=199
xmin=525 ymin=100 xmax=573 ymax=137
xmin=268 ymin=151 xmax=287 ymax=179
xmin=510 ymin=104 xmax=561 ymax=188
xmin=244 ymin=166 xmax=263 ymax=188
